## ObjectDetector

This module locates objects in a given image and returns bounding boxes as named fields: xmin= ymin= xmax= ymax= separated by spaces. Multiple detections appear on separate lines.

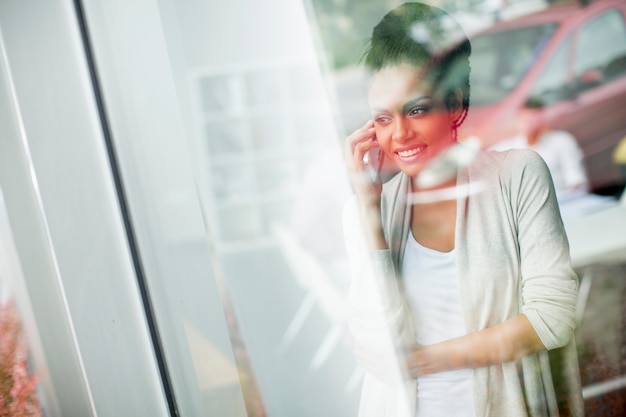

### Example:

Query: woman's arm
xmin=343 ymin=119 xmax=388 ymax=249
xmin=400 ymin=151 xmax=577 ymax=379
xmin=343 ymin=121 xmax=418 ymax=380
xmin=403 ymin=314 xmax=545 ymax=377
xmin=344 ymin=195 xmax=417 ymax=383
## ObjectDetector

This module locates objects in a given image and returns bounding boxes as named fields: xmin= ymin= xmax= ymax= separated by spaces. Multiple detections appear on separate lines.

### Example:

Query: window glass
xmin=574 ymin=9 xmax=626 ymax=86
xmin=81 ymin=0 xmax=358 ymax=416
xmin=79 ymin=1 xmax=626 ymax=416
xmin=0 ymin=193 xmax=54 ymax=417
xmin=0 ymin=3 xmax=161 ymax=412
xmin=189 ymin=59 xmax=356 ymax=416
xmin=469 ymin=23 xmax=557 ymax=105
xmin=528 ymin=35 xmax=571 ymax=106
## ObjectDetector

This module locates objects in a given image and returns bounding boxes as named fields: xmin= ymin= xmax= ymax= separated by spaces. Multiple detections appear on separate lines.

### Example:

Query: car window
xmin=574 ymin=9 xmax=626 ymax=90
xmin=469 ymin=23 xmax=557 ymax=106
xmin=527 ymin=34 xmax=572 ymax=107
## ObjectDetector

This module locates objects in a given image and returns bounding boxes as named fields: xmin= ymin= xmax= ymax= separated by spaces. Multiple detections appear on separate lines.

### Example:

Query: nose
xmin=392 ymin=117 xmax=410 ymax=143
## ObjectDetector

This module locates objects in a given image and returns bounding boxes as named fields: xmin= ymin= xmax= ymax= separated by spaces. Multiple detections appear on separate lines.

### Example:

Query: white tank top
xmin=402 ymin=232 xmax=475 ymax=417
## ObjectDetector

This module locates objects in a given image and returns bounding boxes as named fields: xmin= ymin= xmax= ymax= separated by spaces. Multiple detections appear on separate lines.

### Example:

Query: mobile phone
xmin=364 ymin=146 xmax=384 ymax=183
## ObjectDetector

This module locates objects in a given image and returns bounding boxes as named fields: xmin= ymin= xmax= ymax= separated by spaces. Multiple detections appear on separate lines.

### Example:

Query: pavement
xmin=575 ymin=261 xmax=626 ymax=416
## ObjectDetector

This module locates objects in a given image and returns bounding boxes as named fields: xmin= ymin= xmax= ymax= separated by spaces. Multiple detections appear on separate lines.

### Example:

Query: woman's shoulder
xmin=462 ymin=149 xmax=552 ymax=199
xmin=483 ymin=147 xmax=544 ymax=165
xmin=471 ymin=148 xmax=554 ymax=201
xmin=477 ymin=148 xmax=549 ymax=178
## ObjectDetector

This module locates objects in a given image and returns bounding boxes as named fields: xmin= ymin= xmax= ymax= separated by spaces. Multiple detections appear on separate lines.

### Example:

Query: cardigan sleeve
xmin=510 ymin=150 xmax=579 ymax=350
xmin=342 ymin=196 xmax=415 ymax=354
xmin=343 ymin=196 xmax=417 ymax=416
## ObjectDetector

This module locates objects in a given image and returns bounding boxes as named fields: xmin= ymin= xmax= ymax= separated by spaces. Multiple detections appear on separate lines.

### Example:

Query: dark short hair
xmin=363 ymin=2 xmax=471 ymax=113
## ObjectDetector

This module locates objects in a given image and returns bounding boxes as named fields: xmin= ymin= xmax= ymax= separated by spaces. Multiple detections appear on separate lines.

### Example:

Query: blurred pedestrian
xmin=492 ymin=112 xmax=589 ymax=201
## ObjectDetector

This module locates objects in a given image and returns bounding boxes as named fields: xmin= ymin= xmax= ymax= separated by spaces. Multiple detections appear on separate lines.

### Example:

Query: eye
xmin=408 ymin=105 xmax=430 ymax=117
xmin=374 ymin=115 xmax=392 ymax=125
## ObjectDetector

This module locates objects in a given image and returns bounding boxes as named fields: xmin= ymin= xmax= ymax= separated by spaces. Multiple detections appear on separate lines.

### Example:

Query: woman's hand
xmin=402 ymin=345 xmax=435 ymax=378
xmin=356 ymin=313 xmax=548 ymax=381
xmin=345 ymin=121 xmax=388 ymax=249
xmin=345 ymin=120 xmax=384 ymax=208
xmin=402 ymin=314 xmax=547 ymax=378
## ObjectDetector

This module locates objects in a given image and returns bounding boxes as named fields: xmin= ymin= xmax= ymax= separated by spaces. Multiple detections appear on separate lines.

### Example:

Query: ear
xmin=447 ymin=88 xmax=465 ymax=124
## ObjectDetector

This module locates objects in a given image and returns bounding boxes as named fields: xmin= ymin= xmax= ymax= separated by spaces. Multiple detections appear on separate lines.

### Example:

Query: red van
xmin=460 ymin=0 xmax=626 ymax=192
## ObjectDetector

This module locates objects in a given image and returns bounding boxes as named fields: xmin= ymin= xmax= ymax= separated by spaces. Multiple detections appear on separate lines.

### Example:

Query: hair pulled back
xmin=363 ymin=2 xmax=471 ymax=122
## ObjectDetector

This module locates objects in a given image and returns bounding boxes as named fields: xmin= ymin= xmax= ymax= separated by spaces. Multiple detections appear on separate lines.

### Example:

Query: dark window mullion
xmin=71 ymin=1 xmax=179 ymax=415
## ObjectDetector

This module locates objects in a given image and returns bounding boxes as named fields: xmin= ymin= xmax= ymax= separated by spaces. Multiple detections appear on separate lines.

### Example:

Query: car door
xmin=553 ymin=6 xmax=626 ymax=190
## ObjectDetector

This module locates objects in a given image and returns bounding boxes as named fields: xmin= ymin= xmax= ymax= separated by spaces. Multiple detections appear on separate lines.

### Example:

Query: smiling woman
xmin=343 ymin=2 xmax=583 ymax=417
xmin=366 ymin=63 xmax=462 ymax=180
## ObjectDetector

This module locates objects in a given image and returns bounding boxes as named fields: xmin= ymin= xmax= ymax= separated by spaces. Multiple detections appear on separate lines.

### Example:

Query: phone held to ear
xmin=364 ymin=145 xmax=384 ymax=183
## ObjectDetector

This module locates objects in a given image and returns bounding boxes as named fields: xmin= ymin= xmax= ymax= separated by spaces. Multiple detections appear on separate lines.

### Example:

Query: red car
xmin=460 ymin=0 xmax=626 ymax=192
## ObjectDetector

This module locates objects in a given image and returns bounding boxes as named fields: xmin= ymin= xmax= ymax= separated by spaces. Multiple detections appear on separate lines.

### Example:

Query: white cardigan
xmin=344 ymin=149 xmax=583 ymax=417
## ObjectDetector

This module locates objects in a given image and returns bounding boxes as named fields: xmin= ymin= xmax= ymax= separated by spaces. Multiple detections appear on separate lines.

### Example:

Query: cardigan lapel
xmin=381 ymin=173 xmax=412 ymax=275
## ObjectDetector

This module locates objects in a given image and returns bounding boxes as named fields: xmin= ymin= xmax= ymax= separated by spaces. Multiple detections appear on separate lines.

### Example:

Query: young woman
xmin=343 ymin=3 xmax=583 ymax=416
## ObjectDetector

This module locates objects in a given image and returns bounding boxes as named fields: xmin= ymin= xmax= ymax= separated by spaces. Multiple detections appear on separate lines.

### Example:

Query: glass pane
xmin=81 ymin=0 xmax=357 ymax=416
xmin=205 ymin=120 xmax=248 ymax=155
xmin=529 ymin=35 xmax=571 ymax=106
xmin=245 ymin=69 xmax=283 ymax=109
xmin=310 ymin=2 xmax=626 ymax=417
xmin=82 ymin=1 xmax=626 ymax=416
xmin=0 ymin=194 xmax=55 ymax=417
xmin=249 ymin=115 xmax=289 ymax=152
xmin=469 ymin=23 xmax=557 ymax=105
xmin=287 ymin=63 xmax=327 ymax=103
xmin=211 ymin=160 xmax=258 ymax=202
xmin=574 ymin=9 xmax=626 ymax=80
xmin=199 ymin=74 xmax=239 ymax=114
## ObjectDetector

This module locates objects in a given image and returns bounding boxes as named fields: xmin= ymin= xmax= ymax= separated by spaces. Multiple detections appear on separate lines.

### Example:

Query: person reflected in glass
xmin=343 ymin=3 xmax=583 ymax=416
xmin=491 ymin=111 xmax=589 ymax=202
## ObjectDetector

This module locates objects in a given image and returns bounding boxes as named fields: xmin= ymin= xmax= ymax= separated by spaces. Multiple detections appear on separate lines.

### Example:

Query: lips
xmin=396 ymin=145 xmax=426 ymax=160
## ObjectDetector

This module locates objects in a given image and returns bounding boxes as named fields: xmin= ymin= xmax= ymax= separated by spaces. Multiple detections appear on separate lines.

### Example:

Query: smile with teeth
xmin=397 ymin=146 xmax=425 ymax=158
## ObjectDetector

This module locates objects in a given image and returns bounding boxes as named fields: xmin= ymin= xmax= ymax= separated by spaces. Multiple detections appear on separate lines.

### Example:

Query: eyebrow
xmin=402 ymin=96 xmax=431 ymax=113
xmin=371 ymin=95 xmax=431 ymax=114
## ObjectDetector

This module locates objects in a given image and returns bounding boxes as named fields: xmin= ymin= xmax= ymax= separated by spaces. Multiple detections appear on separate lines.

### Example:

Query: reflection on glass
xmin=196 ymin=60 xmax=357 ymax=415
xmin=245 ymin=70 xmax=283 ymax=109
xmin=217 ymin=204 xmax=264 ymax=243
xmin=205 ymin=120 xmax=247 ymax=155
xmin=256 ymin=158 xmax=295 ymax=195
xmin=291 ymin=112 xmax=338 ymax=150
xmin=199 ymin=74 xmax=238 ymax=114
xmin=0 ymin=197 xmax=49 ymax=417
xmin=287 ymin=64 xmax=327 ymax=103
xmin=82 ymin=0 xmax=626 ymax=416
xmin=574 ymin=10 xmax=626 ymax=81
xmin=470 ymin=23 xmax=556 ymax=105
xmin=528 ymin=34 xmax=570 ymax=107
xmin=336 ymin=2 xmax=626 ymax=416
xmin=0 ymin=300 xmax=43 ymax=417
xmin=211 ymin=160 xmax=258 ymax=202
xmin=250 ymin=115 xmax=289 ymax=152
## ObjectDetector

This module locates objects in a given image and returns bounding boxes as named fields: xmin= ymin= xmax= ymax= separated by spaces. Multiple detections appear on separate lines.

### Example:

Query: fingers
xmin=345 ymin=120 xmax=377 ymax=172
xmin=402 ymin=345 xmax=436 ymax=378
xmin=403 ymin=348 xmax=423 ymax=378
xmin=345 ymin=120 xmax=385 ymax=208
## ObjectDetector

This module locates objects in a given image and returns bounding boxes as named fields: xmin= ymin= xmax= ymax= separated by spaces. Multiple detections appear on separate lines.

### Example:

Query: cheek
xmin=374 ymin=125 xmax=392 ymax=149
xmin=420 ymin=115 xmax=453 ymax=142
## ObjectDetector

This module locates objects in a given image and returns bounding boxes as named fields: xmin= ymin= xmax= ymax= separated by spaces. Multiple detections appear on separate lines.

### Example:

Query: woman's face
xmin=368 ymin=63 xmax=461 ymax=180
